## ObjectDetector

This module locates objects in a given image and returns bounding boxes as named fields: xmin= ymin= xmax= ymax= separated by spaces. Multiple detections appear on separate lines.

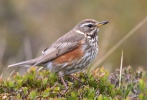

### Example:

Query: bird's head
xmin=74 ymin=19 xmax=109 ymax=37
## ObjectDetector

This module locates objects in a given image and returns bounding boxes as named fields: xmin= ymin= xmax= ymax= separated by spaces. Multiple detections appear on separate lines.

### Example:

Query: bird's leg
xmin=58 ymin=71 xmax=68 ymax=94
xmin=70 ymin=74 xmax=83 ymax=83
xmin=60 ymin=76 xmax=68 ymax=89
xmin=60 ymin=76 xmax=68 ymax=94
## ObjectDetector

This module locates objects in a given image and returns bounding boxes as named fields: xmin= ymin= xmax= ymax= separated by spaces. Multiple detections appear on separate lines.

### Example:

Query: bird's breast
xmin=46 ymin=39 xmax=98 ymax=75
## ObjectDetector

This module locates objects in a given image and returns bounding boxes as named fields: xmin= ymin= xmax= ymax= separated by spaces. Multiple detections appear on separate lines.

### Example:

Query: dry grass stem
xmin=119 ymin=50 xmax=123 ymax=88
xmin=0 ymin=38 xmax=7 ymax=63
xmin=91 ymin=16 xmax=147 ymax=70
xmin=8 ymin=70 xmax=15 ymax=79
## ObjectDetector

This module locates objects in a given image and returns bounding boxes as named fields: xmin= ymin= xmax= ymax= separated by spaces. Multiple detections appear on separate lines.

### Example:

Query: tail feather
xmin=8 ymin=58 xmax=38 ymax=68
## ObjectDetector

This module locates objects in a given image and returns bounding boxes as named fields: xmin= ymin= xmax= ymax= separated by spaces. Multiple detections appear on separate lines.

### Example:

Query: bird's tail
xmin=8 ymin=58 xmax=39 ymax=68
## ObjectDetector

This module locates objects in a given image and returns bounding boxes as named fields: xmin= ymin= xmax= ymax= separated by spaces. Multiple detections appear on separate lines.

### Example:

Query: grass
xmin=0 ymin=67 xmax=147 ymax=100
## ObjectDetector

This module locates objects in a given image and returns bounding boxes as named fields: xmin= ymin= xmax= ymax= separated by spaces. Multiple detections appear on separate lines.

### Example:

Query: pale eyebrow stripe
xmin=80 ymin=22 xmax=93 ymax=27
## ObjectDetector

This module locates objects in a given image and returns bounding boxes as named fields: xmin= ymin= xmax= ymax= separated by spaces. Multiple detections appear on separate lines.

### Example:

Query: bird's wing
xmin=33 ymin=30 xmax=85 ymax=66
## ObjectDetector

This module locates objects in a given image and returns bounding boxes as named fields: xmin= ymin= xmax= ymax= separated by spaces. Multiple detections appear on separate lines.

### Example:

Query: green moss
xmin=0 ymin=67 xmax=146 ymax=100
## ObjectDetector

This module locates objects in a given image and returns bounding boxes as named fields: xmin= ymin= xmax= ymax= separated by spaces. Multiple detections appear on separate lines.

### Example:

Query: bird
xmin=8 ymin=19 xmax=108 ymax=93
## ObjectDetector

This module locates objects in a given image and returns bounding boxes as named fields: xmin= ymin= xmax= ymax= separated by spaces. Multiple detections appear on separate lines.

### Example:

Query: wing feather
xmin=33 ymin=30 xmax=85 ymax=66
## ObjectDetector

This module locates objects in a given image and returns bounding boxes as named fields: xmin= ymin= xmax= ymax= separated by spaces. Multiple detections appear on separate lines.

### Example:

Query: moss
xmin=0 ymin=67 xmax=147 ymax=100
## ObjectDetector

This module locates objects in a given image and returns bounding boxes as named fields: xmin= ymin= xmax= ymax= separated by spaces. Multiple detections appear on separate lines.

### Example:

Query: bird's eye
xmin=87 ymin=24 xmax=93 ymax=28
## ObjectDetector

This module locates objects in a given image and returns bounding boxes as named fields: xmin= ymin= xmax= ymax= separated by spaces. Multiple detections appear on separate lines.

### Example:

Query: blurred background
xmin=0 ymin=0 xmax=147 ymax=78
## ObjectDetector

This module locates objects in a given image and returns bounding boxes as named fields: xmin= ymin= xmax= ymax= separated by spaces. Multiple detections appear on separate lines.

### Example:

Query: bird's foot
xmin=70 ymin=74 xmax=83 ymax=83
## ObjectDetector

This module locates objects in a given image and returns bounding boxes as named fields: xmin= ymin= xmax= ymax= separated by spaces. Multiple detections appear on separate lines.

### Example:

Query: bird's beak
xmin=97 ymin=21 xmax=109 ymax=27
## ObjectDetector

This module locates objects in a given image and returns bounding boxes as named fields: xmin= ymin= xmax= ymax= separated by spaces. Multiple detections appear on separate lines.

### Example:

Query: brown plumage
xmin=8 ymin=19 xmax=108 ymax=93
